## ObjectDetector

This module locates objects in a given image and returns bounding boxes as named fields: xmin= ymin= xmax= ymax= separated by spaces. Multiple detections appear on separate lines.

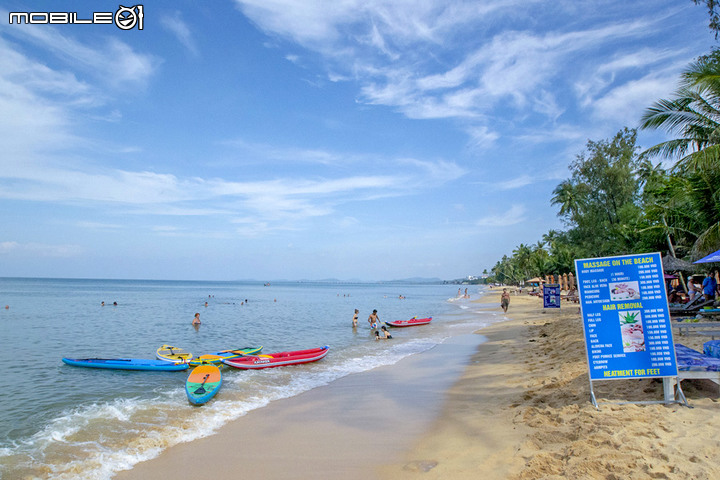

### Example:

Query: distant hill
xmin=382 ymin=277 xmax=444 ymax=284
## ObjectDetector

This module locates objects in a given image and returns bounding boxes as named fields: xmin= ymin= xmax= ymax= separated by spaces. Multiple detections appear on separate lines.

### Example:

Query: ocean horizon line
xmin=0 ymin=275 xmax=448 ymax=285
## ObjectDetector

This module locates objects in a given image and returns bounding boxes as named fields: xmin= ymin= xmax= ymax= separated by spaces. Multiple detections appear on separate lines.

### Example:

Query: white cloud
xmin=591 ymin=74 xmax=679 ymax=125
xmin=0 ymin=22 xmax=158 ymax=171
xmin=0 ymin=138 xmax=466 ymax=235
xmin=494 ymin=175 xmax=534 ymax=190
xmin=0 ymin=241 xmax=82 ymax=257
xmin=475 ymin=205 xmax=526 ymax=227
xmin=2 ymin=21 xmax=156 ymax=87
xmin=465 ymin=126 xmax=499 ymax=149
xmin=160 ymin=11 xmax=199 ymax=56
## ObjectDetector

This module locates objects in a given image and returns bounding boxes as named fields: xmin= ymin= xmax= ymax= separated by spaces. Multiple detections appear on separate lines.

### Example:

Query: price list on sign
xmin=574 ymin=252 xmax=677 ymax=381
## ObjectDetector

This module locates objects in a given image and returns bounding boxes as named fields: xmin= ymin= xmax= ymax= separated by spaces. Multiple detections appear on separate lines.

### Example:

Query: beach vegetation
xmin=488 ymin=48 xmax=720 ymax=285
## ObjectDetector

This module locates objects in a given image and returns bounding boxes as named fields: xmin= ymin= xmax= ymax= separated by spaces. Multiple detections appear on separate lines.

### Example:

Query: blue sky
xmin=0 ymin=1 xmax=713 ymax=281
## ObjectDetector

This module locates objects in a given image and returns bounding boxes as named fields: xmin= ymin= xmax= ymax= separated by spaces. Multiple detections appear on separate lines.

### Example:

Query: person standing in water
xmin=368 ymin=309 xmax=379 ymax=329
xmin=192 ymin=313 xmax=201 ymax=326
xmin=352 ymin=309 xmax=359 ymax=327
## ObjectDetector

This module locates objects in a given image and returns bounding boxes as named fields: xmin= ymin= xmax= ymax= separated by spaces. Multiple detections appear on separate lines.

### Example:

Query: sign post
xmin=574 ymin=252 xmax=687 ymax=408
xmin=543 ymin=283 xmax=561 ymax=309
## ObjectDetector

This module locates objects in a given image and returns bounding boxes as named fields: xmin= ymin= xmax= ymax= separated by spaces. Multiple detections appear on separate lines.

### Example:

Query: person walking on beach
xmin=501 ymin=289 xmax=510 ymax=313
xmin=352 ymin=309 xmax=359 ymax=327
xmin=368 ymin=309 xmax=379 ymax=329
xmin=192 ymin=313 xmax=201 ymax=326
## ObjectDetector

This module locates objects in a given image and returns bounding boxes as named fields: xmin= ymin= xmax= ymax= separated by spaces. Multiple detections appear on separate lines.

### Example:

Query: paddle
xmin=193 ymin=373 xmax=211 ymax=395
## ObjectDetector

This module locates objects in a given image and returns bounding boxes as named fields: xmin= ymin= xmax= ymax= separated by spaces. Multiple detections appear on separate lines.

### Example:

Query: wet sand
xmin=115 ymin=333 xmax=486 ymax=479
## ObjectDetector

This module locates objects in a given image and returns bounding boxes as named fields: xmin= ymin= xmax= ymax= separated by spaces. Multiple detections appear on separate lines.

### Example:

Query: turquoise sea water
xmin=0 ymin=278 xmax=498 ymax=479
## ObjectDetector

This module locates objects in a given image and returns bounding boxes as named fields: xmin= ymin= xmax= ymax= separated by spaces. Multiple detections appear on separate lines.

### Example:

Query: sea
xmin=0 ymin=278 xmax=500 ymax=480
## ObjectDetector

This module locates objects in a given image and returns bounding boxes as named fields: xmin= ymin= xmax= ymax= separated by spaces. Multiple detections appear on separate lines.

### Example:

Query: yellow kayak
xmin=156 ymin=344 xmax=192 ymax=363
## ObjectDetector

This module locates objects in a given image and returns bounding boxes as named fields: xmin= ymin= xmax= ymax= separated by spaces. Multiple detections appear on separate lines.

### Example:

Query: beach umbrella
xmin=693 ymin=249 xmax=720 ymax=264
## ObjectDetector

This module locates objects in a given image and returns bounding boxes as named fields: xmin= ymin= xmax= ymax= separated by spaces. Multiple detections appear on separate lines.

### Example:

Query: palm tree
xmin=641 ymin=49 xmax=720 ymax=259
xmin=640 ymin=49 xmax=720 ymax=173
xmin=551 ymin=180 xmax=584 ymax=222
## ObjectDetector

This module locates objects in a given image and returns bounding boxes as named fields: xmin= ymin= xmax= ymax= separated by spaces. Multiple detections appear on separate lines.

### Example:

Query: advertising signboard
xmin=574 ymin=252 xmax=677 ymax=382
xmin=543 ymin=284 xmax=561 ymax=308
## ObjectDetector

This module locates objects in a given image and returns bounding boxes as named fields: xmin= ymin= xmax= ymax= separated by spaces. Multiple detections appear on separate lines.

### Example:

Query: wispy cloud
xmin=2 ymin=19 xmax=156 ymax=88
xmin=475 ymin=204 xmax=526 ymax=227
xmin=160 ymin=11 xmax=199 ymax=56
xmin=0 ymin=146 xmax=466 ymax=236
xmin=233 ymin=0 xmax=696 ymax=152
xmin=0 ymin=22 xmax=158 ymax=168
xmin=0 ymin=241 xmax=83 ymax=257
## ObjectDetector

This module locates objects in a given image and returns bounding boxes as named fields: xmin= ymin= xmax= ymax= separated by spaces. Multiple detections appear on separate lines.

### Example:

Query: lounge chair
xmin=674 ymin=343 xmax=720 ymax=386
xmin=704 ymin=340 xmax=720 ymax=359
xmin=670 ymin=297 xmax=715 ymax=317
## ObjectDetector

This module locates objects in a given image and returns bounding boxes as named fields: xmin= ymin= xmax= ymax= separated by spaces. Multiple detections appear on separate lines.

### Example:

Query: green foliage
xmin=552 ymin=128 xmax=643 ymax=257
xmin=693 ymin=0 xmax=720 ymax=38
xmin=641 ymin=49 xmax=720 ymax=260
xmin=488 ymin=47 xmax=720 ymax=285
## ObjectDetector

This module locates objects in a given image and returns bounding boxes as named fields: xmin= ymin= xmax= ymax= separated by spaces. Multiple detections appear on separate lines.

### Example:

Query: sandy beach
xmin=117 ymin=290 xmax=720 ymax=480
xmin=381 ymin=290 xmax=720 ymax=480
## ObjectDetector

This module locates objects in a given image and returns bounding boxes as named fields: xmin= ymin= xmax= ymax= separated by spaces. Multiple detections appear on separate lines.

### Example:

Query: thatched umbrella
xmin=662 ymin=255 xmax=695 ymax=293
xmin=662 ymin=255 xmax=695 ymax=273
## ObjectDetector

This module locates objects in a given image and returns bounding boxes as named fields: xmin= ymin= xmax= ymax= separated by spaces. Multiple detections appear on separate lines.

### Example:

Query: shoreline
xmin=116 ymin=289 xmax=720 ymax=479
xmin=115 ymin=321 xmax=492 ymax=479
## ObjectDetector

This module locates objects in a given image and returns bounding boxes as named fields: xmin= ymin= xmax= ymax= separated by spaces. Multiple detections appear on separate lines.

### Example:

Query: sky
xmin=0 ymin=1 xmax=714 ymax=281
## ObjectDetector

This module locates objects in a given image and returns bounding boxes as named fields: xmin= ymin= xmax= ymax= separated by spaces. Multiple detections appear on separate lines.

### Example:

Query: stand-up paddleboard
xmin=385 ymin=316 xmax=432 ymax=327
xmin=223 ymin=346 xmax=329 ymax=370
xmin=62 ymin=357 xmax=189 ymax=371
xmin=188 ymin=346 xmax=263 ymax=366
xmin=185 ymin=365 xmax=222 ymax=405
xmin=157 ymin=345 xmax=192 ymax=363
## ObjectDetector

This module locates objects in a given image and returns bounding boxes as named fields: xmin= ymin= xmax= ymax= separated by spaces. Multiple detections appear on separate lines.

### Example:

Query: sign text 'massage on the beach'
xmin=575 ymin=252 xmax=677 ymax=381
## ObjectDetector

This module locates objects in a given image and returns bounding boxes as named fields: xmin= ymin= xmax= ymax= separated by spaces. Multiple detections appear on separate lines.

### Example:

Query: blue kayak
xmin=62 ymin=357 xmax=189 ymax=371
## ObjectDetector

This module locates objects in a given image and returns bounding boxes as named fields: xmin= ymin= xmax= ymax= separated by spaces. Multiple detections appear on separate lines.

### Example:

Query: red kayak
xmin=222 ymin=346 xmax=329 ymax=369
xmin=385 ymin=317 xmax=432 ymax=327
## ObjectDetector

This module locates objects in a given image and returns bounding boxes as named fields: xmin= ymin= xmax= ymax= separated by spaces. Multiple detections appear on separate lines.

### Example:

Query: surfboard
xmin=185 ymin=364 xmax=222 ymax=405
xmin=156 ymin=344 xmax=192 ymax=363
xmin=62 ymin=357 xmax=189 ymax=371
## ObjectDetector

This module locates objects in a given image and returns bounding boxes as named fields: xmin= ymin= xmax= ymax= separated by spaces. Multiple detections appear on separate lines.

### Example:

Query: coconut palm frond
xmin=692 ymin=222 xmax=720 ymax=259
